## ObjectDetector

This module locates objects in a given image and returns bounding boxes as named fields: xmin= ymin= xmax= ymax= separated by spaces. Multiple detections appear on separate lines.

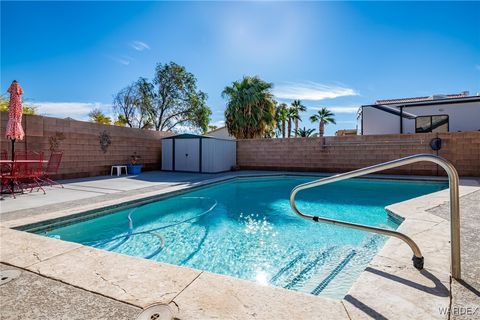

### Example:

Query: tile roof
xmin=375 ymin=92 xmax=469 ymax=105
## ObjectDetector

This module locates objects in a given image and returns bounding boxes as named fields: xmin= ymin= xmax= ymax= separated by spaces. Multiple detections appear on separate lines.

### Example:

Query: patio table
xmin=0 ymin=160 xmax=48 ymax=163
xmin=1 ymin=160 xmax=49 ymax=196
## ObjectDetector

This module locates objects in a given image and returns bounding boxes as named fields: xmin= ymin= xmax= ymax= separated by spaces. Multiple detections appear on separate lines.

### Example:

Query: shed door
xmin=174 ymin=139 xmax=200 ymax=172
xmin=161 ymin=139 xmax=173 ymax=170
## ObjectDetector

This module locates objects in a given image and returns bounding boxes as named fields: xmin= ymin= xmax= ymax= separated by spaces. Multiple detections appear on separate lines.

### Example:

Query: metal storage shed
xmin=161 ymin=134 xmax=236 ymax=173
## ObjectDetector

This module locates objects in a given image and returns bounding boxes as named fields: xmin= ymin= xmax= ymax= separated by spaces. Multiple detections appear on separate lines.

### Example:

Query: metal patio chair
xmin=41 ymin=151 xmax=64 ymax=188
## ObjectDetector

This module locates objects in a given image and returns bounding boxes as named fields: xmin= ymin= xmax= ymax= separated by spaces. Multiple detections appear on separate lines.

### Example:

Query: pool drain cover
xmin=0 ymin=269 xmax=21 ymax=286
xmin=136 ymin=304 xmax=174 ymax=320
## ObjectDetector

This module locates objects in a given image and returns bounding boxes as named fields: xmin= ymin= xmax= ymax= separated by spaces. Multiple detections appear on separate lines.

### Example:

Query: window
xmin=415 ymin=115 xmax=449 ymax=133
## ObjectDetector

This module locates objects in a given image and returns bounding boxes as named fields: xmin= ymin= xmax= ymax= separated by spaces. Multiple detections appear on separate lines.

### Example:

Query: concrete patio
xmin=1 ymin=171 xmax=479 ymax=319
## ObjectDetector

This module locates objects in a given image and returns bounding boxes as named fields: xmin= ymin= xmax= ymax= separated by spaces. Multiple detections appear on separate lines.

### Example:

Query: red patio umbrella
xmin=5 ymin=80 xmax=25 ymax=159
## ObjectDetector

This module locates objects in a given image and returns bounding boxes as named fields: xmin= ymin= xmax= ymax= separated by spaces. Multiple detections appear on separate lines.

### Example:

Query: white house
xmin=205 ymin=126 xmax=235 ymax=140
xmin=358 ymin=92 xmax=480 ymax=135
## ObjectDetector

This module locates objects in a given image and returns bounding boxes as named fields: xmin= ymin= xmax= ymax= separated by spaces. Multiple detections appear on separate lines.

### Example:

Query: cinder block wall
xmin=237 ymin=132 xmax=480 ymax=176
xmin=0 ymin=112 xmax=172 ymax=179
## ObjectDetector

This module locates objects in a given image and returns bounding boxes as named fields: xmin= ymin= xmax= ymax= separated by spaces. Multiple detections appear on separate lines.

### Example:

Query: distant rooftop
xmin=375 ymin=91 xmax=470 ymax=105
xmin=206 ymin=126 xmax=226 ymax=134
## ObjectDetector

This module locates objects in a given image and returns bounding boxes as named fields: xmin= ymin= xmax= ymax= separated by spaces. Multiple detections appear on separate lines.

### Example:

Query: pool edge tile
xmin=24 ymin=245 xmax=202 ymax=308
xmin=0 ymin=228 xmax=82 ymax=269
xmin=172 ymin=271 xmax=348 ymax=320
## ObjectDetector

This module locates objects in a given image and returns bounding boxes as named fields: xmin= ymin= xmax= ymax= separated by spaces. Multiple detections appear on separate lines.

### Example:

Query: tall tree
xmin=275 ymin=103 xmax=289 ymax=138
xmin=310 ymin=107 xmax=336 ymax=137
xmin=112 ymin=81 xmax=151 ymax=129
xmin=223 ymin=76 xmax=276 ymax=139
xmin=88 ymin=108 xmax=111 ymax=125
xmin=291 ymin=100 xmax=307 ymax=137
xmin=150 ymin=62 xmax=211 ymax=133
xmin=287 ymin=107 xmax=300 ymax=138
xmin=134 ymin=77 xmax=155 ymax=129
xmin=112 ymin=62 xmax=211 ymax=133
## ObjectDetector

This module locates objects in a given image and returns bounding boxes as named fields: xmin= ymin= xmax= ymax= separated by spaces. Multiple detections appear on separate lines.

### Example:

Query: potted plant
xmin=127 ymin=152 xmax=142 ymax=174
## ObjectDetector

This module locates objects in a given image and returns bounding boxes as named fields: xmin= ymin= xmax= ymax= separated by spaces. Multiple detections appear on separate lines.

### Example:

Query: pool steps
xmin=311 ymin=250 xmax=357 ymax=295
xmin=269 ymin=253 xmax=306 ymax=285
xmin=308 ymin=235 xmax=381 ymax=295
xmin=283 ymin=247 xmax=336 ymax=290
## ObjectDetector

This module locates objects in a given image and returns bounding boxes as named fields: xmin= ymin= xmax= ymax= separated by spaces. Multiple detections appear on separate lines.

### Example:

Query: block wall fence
xmin=236 ymin=132 xmax=480 ymax=176
xmin=0 ymin=112 xmax=172 ymax=179
xmin=1 ymin=112 xmax=479 ymax=178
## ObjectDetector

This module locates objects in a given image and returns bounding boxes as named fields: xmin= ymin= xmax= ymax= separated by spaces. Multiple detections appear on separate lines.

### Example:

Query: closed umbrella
xmin=6 ymin=80 xmax=25 ymax=159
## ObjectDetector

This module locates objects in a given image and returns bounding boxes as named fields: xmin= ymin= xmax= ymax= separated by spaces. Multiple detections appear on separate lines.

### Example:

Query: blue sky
xmin=1 ymin=1 xmax=479 ymax=135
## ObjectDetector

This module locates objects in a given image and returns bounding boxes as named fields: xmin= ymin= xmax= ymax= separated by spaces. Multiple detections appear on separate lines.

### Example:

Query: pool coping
xmin=1 ymin=172 xmax=479 ymax=319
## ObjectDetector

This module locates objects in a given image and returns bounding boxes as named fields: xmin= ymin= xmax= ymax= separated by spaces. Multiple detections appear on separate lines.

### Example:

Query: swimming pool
xmin=34 ymin=176 xmax=447 ymax=299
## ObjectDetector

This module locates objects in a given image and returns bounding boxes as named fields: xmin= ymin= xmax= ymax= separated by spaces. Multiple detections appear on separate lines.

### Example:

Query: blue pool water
xmin=36 ymin=177 xmax=447 ymax=299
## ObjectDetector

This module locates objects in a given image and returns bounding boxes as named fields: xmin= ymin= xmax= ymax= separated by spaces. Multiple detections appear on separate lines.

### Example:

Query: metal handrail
xmin=289 ymin=154 xmax=461 ymax=279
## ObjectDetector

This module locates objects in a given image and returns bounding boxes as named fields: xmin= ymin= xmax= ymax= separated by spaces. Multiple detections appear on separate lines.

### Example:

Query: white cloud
xmin=310 ymin=106 xmax=360 ymax=114
xmin=31 ymin=102 xmax=112 ymax=120
xmin=106 ymin=54 xmax=132 ymax=65
xmin=273 ymin=81 xmax=358 ymax=101
xmin=114 ymin=57 xmax=130 ymax=65
xmin=130 ymin=41 xmax=150 ymax=51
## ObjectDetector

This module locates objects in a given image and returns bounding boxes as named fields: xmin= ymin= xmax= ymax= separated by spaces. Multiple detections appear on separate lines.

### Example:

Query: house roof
xmin=369 ymin=104 xmax=417 ymax=119
xmin=375 ymin=92 xmax=469 ymax=105
xmin=207 ymin=126 xmax=227 ymax=134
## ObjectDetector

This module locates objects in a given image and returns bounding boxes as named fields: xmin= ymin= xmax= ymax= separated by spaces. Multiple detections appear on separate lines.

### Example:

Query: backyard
xmin=1 ymin=1 xmax=480 ymax=320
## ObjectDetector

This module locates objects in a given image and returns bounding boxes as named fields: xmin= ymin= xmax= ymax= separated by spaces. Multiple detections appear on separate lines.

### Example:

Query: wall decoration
xmin=48 ymin=131 xmax=66 ymax=151
xmin=99 ymin=130 xmax=111 ymax=153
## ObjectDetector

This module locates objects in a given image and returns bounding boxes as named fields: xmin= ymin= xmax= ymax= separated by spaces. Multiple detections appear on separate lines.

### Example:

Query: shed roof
xmin=162 ymin=133 xmax=211 ymax=140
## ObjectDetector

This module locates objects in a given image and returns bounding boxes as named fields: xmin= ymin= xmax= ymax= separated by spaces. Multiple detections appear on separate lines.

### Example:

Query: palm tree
xmin=223 ymin=76 xmax=276 ymax=139
xmin=88 ymin=108 xmax=112 ymax=125
xmin=310 ymin=107 xmax=336 ymax=137
xmin=291 ymin=100 xmax=307 ymax=137
xmin=286 ymin=107 xmax=300 ymax=138
xmin=275 ymin=103 xmax=289 ymax=138
xmin=294 ymin=127 xmax=316 ymax=137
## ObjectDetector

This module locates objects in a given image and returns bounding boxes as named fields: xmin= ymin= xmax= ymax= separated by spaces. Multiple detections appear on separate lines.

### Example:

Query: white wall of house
xmin=362 ymin=106 xmax=401 ymax=135
xmin=205 ymin=127 xmax=235 ymax=140
xmin=362 ymin=100 xmax=480 ymax=135
xmin=401 ymin=102 xmax=480 ymax=133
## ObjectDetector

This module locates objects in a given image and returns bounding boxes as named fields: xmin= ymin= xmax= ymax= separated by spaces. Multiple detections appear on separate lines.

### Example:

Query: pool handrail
xmin=289 ymin=153 xmax=461 ymax=279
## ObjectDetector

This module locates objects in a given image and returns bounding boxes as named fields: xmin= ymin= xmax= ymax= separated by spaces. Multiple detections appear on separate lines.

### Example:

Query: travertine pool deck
xmin=1 ymin=171 xmax=479 ymax=319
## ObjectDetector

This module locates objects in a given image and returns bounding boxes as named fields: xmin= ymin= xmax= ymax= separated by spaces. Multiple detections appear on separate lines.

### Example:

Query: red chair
xmin=0 ymin=149 xmax=9 ymax=174
xmin=1 ymin=151 xmax=45 ymax=198
xmin=1 ymin=152 xmax=27 ymax=198
xmin=0 ymin=150 xmax=11 ymax=196
xmin=42 ymin=151 xmax=64 ymax=188
xmin=26 ymin=151 xmax=46 ymax=194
